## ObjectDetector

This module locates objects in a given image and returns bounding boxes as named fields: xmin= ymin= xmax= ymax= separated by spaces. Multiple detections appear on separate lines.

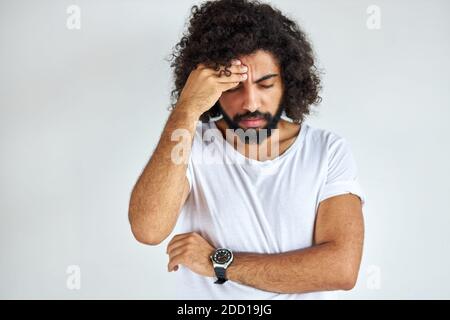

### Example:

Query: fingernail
xmin=232 ymin=60 xmax=241 ymax=65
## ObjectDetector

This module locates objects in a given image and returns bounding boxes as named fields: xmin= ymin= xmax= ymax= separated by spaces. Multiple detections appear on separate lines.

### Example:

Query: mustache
xmin=234 ymin=112 xmax=271 ymax=122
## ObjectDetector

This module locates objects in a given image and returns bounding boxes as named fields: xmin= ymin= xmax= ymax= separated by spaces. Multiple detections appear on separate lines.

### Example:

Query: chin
xmin=240 ymin=126 xmax=264 ymax=131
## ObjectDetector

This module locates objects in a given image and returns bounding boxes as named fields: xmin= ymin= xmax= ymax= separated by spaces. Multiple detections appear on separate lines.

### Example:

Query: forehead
xmin=237 ymin=50 xmax=280 ymax=72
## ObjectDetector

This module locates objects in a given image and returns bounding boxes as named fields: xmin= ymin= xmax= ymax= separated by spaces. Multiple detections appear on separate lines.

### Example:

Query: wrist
xmin=224 ymin=253 xmax=240 ymax=282
xmin=210 ymin=248 xmax=234 ymax=284
xmin=175 ymin=100 xmax=204 ymax=119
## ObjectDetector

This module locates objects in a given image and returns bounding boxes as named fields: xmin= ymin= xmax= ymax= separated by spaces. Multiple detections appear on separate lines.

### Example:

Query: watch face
xmin=213 ymin=249 xmax=232 ymax=264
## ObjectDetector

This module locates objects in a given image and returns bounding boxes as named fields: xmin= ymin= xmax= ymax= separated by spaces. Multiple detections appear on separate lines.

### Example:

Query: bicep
xmin=314 ymin=193 xmax=364 ymax=257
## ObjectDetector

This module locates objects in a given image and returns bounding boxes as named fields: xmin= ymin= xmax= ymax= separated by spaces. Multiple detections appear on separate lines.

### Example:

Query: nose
xmin=242 ymin=85 xmax=259 ymax=113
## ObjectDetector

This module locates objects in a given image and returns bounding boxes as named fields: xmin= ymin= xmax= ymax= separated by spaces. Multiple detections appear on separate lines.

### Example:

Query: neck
xmin=214 ymin=118 xmax=301 ymax=161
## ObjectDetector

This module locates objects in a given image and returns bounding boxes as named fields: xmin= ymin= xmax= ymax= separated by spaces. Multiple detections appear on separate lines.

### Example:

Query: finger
xmin=217 ymin=68 xmax=233 ymax=78
xmin=216 ymin=72 xmax=247 ymax=83
xmin=166 ymin=233 xmax=196 ymax=253
xmin=231 ymin=59 xmax=242 ymax=65
xmin=167 ymin=242 xmax=189 ymax=257
xmin=217 ymin=64 xmax=248 ymax=76
xmin=166 ymin=237 xmax=195 ymax=256
xmin=195 ymin=63 xmax=207 ymax=70
xmin=204 ymin=63 xmax=247 ymax=77
xmin=217 ymin=81 xmax=242 ymax=92
xmin=168 ymin=253 xmax=186 ymax=272
xmin=168 ymin=232 xmax=195 ymax=245
xmin=234 ymin=63 xmax=248 ymax=73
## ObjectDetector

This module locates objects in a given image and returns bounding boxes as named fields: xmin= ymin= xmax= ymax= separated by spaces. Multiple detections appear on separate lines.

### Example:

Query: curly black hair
xmin=167 ymin=0 xmax=322 ymax=124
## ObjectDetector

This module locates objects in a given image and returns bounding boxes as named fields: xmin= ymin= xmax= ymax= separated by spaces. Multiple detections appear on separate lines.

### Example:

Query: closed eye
xmin=225 ymin=84 xmax=274 ymax=93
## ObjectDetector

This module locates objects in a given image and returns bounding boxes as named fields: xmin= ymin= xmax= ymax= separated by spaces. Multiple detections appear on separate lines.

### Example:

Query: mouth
xmin=239 ymin=117 xmax=266 ymax=128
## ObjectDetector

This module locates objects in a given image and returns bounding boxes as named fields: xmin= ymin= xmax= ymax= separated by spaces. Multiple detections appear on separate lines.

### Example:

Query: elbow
xmin=130 ymin=223 xmax=165 ymax=246
xmin=128 ymin=201 xmax=167 ymax=245
xmin=335 ymin=264 xmax=359 ymax=291
xmin=328 ymin=243 xmax=362 ymax=291
xmin=339 ymin=274 xmax=358 ymax=291
xmin=128 ymin=211 xmax=167 ymax=246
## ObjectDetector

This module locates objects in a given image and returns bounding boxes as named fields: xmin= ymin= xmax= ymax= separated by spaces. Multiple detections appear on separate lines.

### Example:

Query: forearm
xmin=129 ymin=102 xmax=200 ymax=244
xmin=227 ymin=242 xmax=358 ymax=294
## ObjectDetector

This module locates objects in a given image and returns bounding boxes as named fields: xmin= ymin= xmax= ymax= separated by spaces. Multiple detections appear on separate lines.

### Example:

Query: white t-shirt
xmin=172 ymin=120 xmax=365 ymax=299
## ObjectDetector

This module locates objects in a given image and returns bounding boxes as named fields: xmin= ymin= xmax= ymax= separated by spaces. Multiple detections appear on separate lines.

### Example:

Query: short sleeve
xmin=318 ymin=137 xmax=366 ymax=207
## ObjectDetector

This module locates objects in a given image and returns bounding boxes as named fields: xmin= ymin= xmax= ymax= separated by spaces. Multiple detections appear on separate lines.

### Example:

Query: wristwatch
xmin=210 ymin=248 xmax=234 ymax=284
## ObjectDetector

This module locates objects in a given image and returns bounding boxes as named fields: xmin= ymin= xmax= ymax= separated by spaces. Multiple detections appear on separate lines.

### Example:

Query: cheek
xmin=267 ymin=89 xmax=284 ymax=107
xmin=219 ymin=95 xmax=242 ymax=112
xmin=260 ymin=90 xmax=281 ymax=106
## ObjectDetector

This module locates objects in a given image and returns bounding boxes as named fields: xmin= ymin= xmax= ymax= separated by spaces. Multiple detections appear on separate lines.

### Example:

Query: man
xmin=129 ymin=0 xmax=365 ymax=299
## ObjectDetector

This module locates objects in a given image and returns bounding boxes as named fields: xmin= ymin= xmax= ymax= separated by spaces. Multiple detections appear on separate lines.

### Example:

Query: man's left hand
xmin=166 ymin=232 xmax=216 ymax=277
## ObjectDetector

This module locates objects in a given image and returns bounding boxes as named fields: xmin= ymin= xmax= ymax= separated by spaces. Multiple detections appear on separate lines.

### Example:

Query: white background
xmin=1 ymin=0 xmax=449 ymax=299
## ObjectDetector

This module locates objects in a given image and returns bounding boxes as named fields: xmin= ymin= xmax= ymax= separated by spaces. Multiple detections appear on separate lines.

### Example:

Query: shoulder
xmin=303 ymin=123 xmax=350 ymax=153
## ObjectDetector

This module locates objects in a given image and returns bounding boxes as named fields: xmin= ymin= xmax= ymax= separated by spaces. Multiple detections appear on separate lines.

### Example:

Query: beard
xmin=217 ymin=102 xmax=285 ymax=145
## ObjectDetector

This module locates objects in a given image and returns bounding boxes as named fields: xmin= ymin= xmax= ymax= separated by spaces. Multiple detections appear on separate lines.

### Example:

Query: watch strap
xmin=214 ymin=267 xmax=228 ymax=284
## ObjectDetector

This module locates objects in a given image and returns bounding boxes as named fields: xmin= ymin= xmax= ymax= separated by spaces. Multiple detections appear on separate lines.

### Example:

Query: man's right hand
xmin=176 ymin=59 xmax=248 ymax=115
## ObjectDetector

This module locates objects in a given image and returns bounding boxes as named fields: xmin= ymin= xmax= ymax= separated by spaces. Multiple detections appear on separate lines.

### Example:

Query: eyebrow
xmin=253 ymin=73 xmax=279 ymax=84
